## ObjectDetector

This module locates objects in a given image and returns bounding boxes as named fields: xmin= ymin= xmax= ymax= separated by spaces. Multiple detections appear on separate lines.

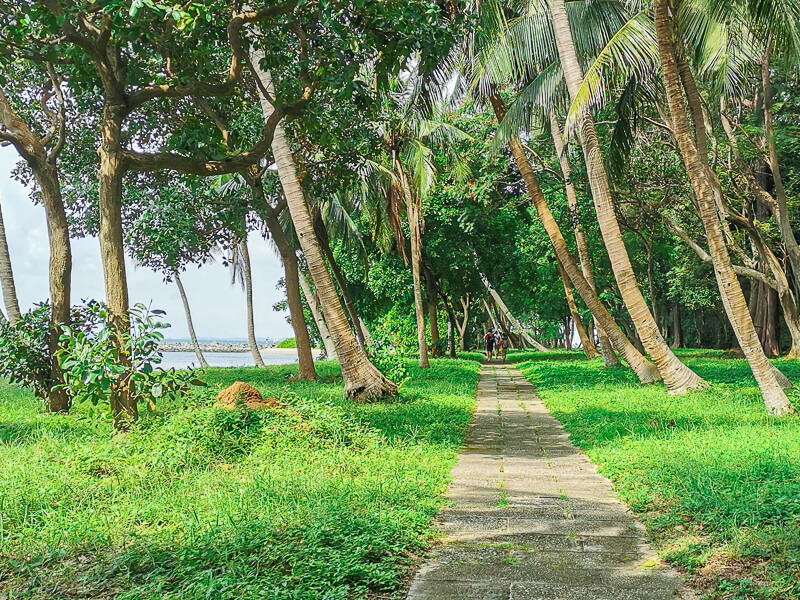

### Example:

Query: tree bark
xmin=397 ymin=156 xmax=430 ymax=368
xmin=283 ymin=251 xmax=318 ymax=380
xmin=548 ymin=111 xmax=617 ymax=365
xmin=550 ymin=0 xmax=704 ymax=394
xmin=312 ymin=211 xmax=369 ymax=348
xmin=239 ymin=236 xmax=267 ymax=368
xmin=556 ymin=257 xmax=600 ymax=357
xmin=251 ymin=56 xmax=397 ymax=400
xmin=761 ymin=50 xmax=800 ymax=295
xmin=655 ymin=0 xmax=793 ymax=413
xmin=458 ymin=295 xmax=470 ymax=351
xmin=670 ymin=303 xmax=684 ymax=349
xmin=249 ymin=179 xmax=317 ymax=379
xmin=98 ymin=108 xmax=136 ymax=424
xmin=174 ymin=271 xmax=209 ymax=368
xmin=0 ymin=200 xmax=21 ymax=325
xmin=298 ymin=269 xmax=337 ymax=360
xmin=489 ymin=92 xmax=660 ymax=384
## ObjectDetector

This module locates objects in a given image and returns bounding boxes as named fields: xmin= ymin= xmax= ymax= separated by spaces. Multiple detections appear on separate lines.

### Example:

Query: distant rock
xmin=159 ymin=342 xmax=270 ymax=353
xmin=217 ymin=382 xmax=280 ymax=410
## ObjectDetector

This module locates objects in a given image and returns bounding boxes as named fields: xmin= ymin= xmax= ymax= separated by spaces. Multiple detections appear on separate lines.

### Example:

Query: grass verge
xmin=513 ymin=349 xmax=800 ymax=600
xmin=0 ymin=358 xmax=480 ymax=599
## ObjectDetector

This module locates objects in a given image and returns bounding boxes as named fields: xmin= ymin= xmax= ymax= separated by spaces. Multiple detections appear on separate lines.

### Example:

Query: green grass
xmin=513 ymin=349 xmax=800 ymax=600
xmin=276 ymin=337 xmax=297 ymax=349
xmin=0 ymin=359 xmax=480 ymax=599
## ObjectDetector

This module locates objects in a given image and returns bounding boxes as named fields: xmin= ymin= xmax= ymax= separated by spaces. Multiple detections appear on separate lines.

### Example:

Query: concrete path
xmin=406 ymin=363 xmax=692 ymax=600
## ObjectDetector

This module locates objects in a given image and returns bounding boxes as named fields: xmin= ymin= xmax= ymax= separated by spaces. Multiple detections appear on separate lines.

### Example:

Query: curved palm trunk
xmin=489 ymin=92 xmax=660 ymax=383
xmin=654 ymin=0 xmax=792 ymax=413
xmin=0 ymin=200 xmax=21 ymax=325
xmin=174 ymin=271 xmax=209 ymax=368
xmin=549 ymin=0 xmax=703 ymax=394
xmin=480 ymin=270 xmax=550 ymax=352
xmin=250 ymin=57 xmax=397 ymax=400
xmin=240 ymin=236 xmax=266 ymax=368
xmin=548 ymin=111 xmax=619 ymax=366
xmin=312 ymin=212 xmax=369 ymax=349
xmin=397 ymin=158 xmax=430 ymax=368
xmin=556 ymin=257 xmax=599 ymax=357
xmin=299 ymin=269 xmax=338 ymax=360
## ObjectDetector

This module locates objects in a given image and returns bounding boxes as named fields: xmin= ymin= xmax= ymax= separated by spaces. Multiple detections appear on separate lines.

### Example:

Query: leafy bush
xmin=368 ymin=341 xmax=411 ymax=387
xmin=277 ymin=337 xmax=297 ymax=349
xmin=57 ymin=302 xmax=200 ymax=414
xmin=0 ymin=303 xmax=52 ymax=398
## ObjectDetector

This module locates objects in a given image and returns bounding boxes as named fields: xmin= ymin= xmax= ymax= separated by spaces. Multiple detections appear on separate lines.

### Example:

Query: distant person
xmin=484 ymin=331 xmax=495 ymax=360
xmin=500 ymin=335 xmax=509 ymax=361
xmin=494 ymin=331 xmax=502 ymax=358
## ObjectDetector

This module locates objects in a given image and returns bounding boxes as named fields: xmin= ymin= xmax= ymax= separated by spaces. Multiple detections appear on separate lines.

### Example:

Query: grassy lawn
xmin=0 ymin=359 xmax=480 ymax=600
xmin=513 ymin=349 xmax=800 ymax=600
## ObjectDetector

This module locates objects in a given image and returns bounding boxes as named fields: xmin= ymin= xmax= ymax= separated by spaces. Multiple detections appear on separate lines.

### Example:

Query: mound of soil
xmin=217 ymin=382 xmax=280 ymax=410
xmin=722 ymin=348 xmax=745 ymax=358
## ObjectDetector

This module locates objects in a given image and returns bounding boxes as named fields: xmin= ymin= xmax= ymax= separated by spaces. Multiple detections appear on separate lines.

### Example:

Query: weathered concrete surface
xmin=407 ymin=364 xmax=694 ymax=600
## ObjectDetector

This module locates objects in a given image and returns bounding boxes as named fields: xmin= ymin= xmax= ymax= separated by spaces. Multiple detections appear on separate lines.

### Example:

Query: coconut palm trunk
xmin=298 ymin=269 xmax=338 ymax=360
xmin=489 ymin=92 xmax=660 ymax=383
xmin=550 ymin=0 xmax=705 ymax=394
xmin=548 ymin=110 xmax=619 ymax=366
xmin=173 ymin=271 xmax=209 ymax=368
xmin=654 ymin=0 xmax=793 ymax=413
xmin=556 ymin=257 xmax=599 ymax=357
xmin=0 ymin=200 xmax=21 ymax=325
xmin=239 ymin=236 xmax=266 ymax=368
xmin=549 ymin=0 xmax=703 ymax=393
xmin=396 ymin=157 xmax=431 ymax=368
xmin=479 ymin=270 xmax=550 ymax=352
xmin=250 ymin=54 xmax=397 ymax=400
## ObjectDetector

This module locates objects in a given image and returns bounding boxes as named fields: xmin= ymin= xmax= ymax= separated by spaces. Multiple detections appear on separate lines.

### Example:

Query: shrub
xmin=0 ymin=303 xmax=52 ymax=398
xmin=277 ymin=337 xmax=297 ymax=349
xmin=368 ymin=341 xmax=411 ymax=388
xmin=57 ymin=302 xmax=201 ymax=414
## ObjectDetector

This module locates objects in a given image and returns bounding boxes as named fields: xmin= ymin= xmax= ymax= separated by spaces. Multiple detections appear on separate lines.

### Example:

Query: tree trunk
xmin=550 ymin=0 xmax=704 ymax=394
xmin=251 ymin=55 xmax=397 ymax=400
xmin=458 ymin=295 xmax=470 ymax=351
xmin=283 ymin=252 xmax=318 ymax=380
xmin=484 ymin=298 xmax=499 ymax=330
xmin=312 ymin=211 xmax=369 ymax=349
xmin=98 ymin=110 xmax=136 ymax=425
xmin=654 ymin=0 xmax=793 ymax=413
xmin=298 ymin=269 xmax=338 ymax=360
xmin=548 ymin=111 xmax=619 ymax=366
xmin=397 ymin=157 xmax=430 ymax=368
xmin=240 ymin=236 xmax=266 ymax=368
xmin=557 ymin=257 xmax=600 ymax=357
xmin=249 ymin=179 xmax=317 ymax=380
xmin=174 ymin=271 xmax=209 ymax=368
xmin=479 ymin=270 xmax=550 ymax=351
xmin=670 ymin=303 xmax=684 ymax=349
xmin=0 ymin=200 xmax=21 ymax=325
xmin=489 ymin=92 xmax=660 ymax=384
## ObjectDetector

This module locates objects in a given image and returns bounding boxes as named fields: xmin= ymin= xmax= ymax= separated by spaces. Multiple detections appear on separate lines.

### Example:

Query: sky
xmin=0 ymin=148 xmax=294 ymax=342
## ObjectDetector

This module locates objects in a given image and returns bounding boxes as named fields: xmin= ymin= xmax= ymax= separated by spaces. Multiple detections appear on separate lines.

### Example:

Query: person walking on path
xmin=484 ymin=331 xmax=495 ymax=360
xmin=499 ymin=334 xmax=509 ymax=361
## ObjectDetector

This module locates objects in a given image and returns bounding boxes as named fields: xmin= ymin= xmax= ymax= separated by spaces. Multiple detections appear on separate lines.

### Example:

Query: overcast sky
xmin=0 ymin=148 xmax=294 ymax=341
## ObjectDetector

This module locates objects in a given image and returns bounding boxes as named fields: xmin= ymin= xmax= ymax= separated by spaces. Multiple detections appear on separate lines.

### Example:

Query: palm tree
xmin=555 ymin=257 xmax=600 ymax=358
xmin=249 ymin=49 xmax=397 ymax=400
xmin=653 ymin=0 xmax=793 ymax=413
xmin=547 ymin=0 xmax=705 ymax=394
xmin=488 ymin=90 xmax=661 ymax=384
xmin=0 ymin=199 xmax=21 ymax=325
xmin=173 ymin=271 xmax=209 ymax=368
xmin=227 ymin=234 xmax=267 ymax=368
xmin=298 ymin=269 xmax=338 ymax=360
xmin=548 ymin=111 xmax=618 ymax=365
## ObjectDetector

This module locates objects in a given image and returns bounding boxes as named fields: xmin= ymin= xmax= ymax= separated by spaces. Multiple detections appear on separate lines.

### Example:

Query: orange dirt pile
xmin=217 ymin=382 xmax=280 ymax=409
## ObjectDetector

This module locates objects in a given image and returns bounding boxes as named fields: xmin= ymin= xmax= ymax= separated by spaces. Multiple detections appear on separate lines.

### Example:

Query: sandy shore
xmin=159 ymin=342 xmax=321 ymax=355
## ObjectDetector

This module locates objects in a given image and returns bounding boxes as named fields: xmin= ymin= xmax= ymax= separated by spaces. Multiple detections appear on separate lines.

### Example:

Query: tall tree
xmin=653 ymin=0 xmax=793 ymax=413
xmin=0 ymin=198 xmax=21 ymax=326
xmin=548 ymin=0 xmax=704 ymax=394
xmin=173 ymin=272 xmax=209 ymax=368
